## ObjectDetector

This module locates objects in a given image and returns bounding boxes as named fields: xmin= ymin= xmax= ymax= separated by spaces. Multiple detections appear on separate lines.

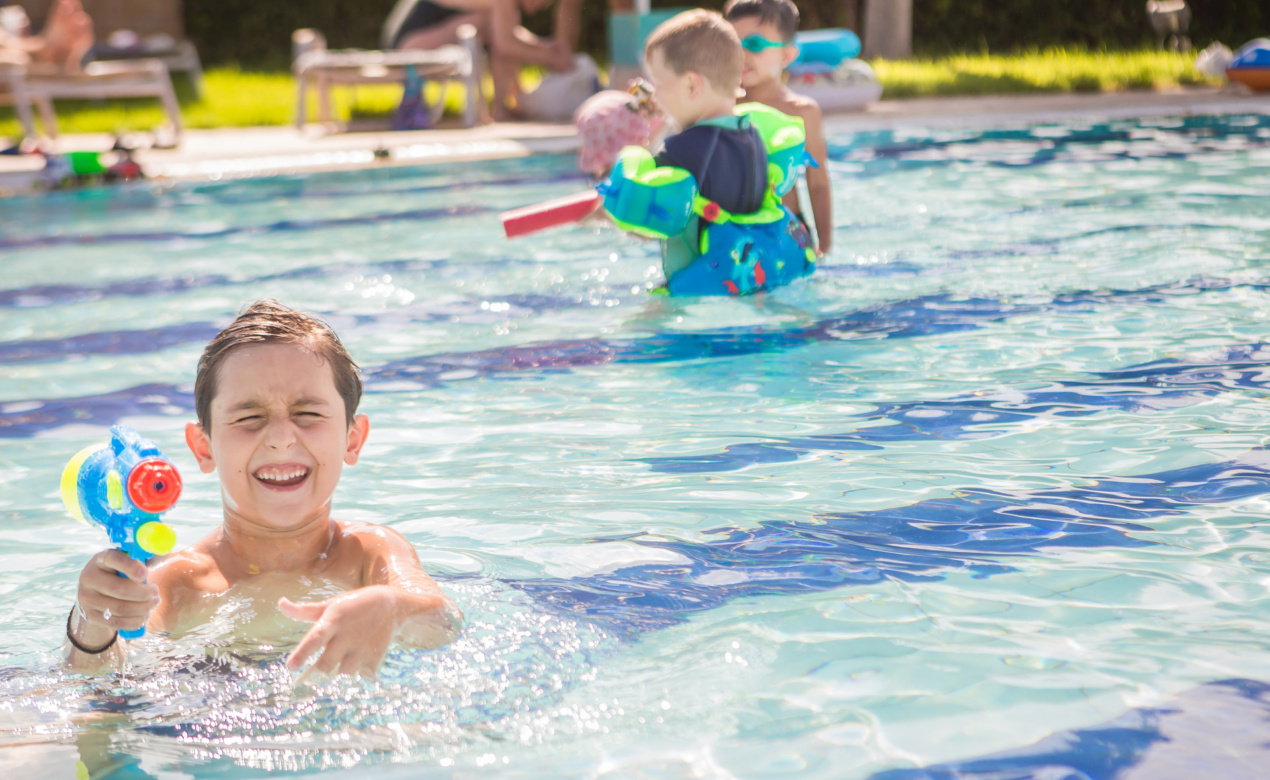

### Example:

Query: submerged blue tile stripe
xmin=868 ymin=679 xmax=1270 ymax=780
xmin=0 ymin=255 xmax=915 ymax=311
xmin=0 ymin=383 xmax=195 ymax=437
xmin=0 ymin=275 xmax=1226 ymax=401
xmin=0 ymin=258 xmax=444 ymax=308
xmin=0 ymin=322 xmax=223 ymax=364
xmin=831 ymin=114 xmax=1270 ymax=174
xmin=0 ymin=283 xmax=1267 ymax=437
xmin=363 ymin=278 xmax=1269 ymax=389
xmin=0 ymin=204 xmax=487 ymax=251
xmin=643 ymin=343 xmax=1270 ymax=473
xmin=508 ymin=451 xmax=1270 ymax=635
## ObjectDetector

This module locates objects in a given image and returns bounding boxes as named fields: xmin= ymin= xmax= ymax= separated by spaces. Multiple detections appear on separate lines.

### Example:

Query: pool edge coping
xmin=1 ymin=86 xmax=1267 ymax=196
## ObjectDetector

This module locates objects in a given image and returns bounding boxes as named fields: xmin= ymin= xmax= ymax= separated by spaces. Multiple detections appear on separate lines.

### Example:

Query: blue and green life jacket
xmin=598 ymin=103 xmax=817 ymax=297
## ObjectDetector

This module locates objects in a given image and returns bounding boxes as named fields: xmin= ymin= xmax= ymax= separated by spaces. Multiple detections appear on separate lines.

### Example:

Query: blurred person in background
xmin=386 ymin=0 xmax=584 ymax=120
xmin=0 ymin=0 xmax=94 ymax=71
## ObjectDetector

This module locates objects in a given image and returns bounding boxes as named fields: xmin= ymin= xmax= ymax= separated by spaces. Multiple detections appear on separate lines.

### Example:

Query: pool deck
xmin=0 ymin=86 xmax=1266 ymax=195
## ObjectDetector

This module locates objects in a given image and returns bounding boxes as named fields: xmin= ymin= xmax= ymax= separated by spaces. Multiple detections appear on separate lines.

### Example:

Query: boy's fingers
xmin=84 ymin=569 xmax=159 ymax=603
xmin=83 ymin=600 xmax=150 ymax=630
xmin=286 ymin=625 xmax=329 ymax=671
xmin=95 ymin=550 xmax=147 ymax=582
xmin=356 ymin=650 xmax=384 ymax=678
xmin=338 ymin=653 xmax=366 ymax=678
xmin=314 ymin=647 xmax=342 ymax=676
xmin=84 ymin=596 xmax=153 ymax=621
xmin=278 ymin=597 xmax=328 ymax=623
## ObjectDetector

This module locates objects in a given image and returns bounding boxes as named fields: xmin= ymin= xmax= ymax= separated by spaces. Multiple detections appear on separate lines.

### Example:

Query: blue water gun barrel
xmin=61 ymin=425 xmax=181 ymax=640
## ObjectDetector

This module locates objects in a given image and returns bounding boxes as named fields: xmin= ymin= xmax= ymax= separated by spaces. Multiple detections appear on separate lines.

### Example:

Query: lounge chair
xmin=292 ymin=24 xmax=482 ymax=130
xmin=87 ymin=34 xmax=206 ymax=98
xmin=14 ymin=58 xmax=183 ymax=141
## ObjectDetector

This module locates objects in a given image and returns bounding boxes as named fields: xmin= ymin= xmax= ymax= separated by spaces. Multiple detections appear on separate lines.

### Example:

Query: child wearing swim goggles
xmin=724 ymin=0 xmax=834 ymax=256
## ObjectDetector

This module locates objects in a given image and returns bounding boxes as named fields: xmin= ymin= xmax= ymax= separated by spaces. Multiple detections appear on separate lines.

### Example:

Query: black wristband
xmin=66 ymin=605 xmax=118 ymax=655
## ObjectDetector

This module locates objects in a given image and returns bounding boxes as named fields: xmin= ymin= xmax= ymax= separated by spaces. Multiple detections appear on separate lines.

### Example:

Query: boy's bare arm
xmin=798 ymin=99 xmax=833 ymax=254
xmin=361 ymin=525 xmax=463 ymax=647
xmin=282 ymin=525 xmax=461 ymax=678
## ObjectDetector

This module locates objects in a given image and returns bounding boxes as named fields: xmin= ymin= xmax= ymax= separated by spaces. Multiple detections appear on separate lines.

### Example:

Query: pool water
xmin=3 ymin=112 xmax=1270 ymax=779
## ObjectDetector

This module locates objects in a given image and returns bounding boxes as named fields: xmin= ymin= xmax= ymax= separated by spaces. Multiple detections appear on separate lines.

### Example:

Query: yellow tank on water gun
xmin=61 ymin=425 xmax=182 ymax=639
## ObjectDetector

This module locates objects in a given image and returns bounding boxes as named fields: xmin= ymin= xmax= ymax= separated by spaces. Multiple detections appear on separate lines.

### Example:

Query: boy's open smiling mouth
xmin=252 ymin=464 xmax=312 ymax=490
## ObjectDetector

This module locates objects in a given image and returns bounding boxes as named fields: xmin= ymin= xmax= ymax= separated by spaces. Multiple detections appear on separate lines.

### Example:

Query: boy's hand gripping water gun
xmin=61 ymin=425 xmax=182 ymax=639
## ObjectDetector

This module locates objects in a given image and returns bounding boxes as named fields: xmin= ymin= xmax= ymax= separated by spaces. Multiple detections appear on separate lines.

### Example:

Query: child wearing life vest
xmin=599 ymin=9 xmax=815 ymax=296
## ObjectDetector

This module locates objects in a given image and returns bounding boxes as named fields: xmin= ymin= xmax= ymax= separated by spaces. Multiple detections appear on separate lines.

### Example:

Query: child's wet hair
xmin=194 ymin=299 xmax=362 ymax=430
xmin=644 ymin=9 xmax=743 ymax=93
xmin=722 ymin=0 xmax=800 ymax=43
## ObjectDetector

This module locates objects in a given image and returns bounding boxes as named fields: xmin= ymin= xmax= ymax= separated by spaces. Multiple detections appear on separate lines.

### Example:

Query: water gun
xmin=61 ymin=425 xmax=182 ymax=639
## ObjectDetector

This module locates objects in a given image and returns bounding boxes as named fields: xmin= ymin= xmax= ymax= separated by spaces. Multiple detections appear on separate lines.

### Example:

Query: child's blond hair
xmin=644 ymin=9 xmax=743 ymax=95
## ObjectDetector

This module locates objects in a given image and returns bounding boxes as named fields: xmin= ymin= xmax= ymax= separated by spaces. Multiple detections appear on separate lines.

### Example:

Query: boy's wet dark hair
xmin=722 ymin=0 xmax=800 ymax=43
xmin=644 ymin=9 xmax=743 ymax=93
xmin=194 ymin=299 xmax=362 ymax=430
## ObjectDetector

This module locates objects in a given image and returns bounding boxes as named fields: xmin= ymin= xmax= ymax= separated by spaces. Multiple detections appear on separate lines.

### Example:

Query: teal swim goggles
xmin=740 ymin=34 xmax=787 ymax=53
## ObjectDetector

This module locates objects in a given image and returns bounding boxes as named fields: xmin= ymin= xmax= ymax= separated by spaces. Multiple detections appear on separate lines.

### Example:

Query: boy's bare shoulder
xmin=336 ymin=519 xmax=415 ymax=554
xmin=778 ymin=89 xmax=824 ymax=124
xmin=149 ymin=545 xmax=221 ymax=591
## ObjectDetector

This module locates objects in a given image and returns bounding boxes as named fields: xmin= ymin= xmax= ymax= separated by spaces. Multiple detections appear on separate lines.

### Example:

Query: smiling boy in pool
xmin=66 ymin=299 xmax=462 ymax=677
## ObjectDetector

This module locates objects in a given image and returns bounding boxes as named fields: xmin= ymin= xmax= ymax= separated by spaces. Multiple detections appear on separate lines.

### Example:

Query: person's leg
xmin=396 ymin=12 xmax=489 ymax=51
xmin=488 ymin=49 xmax=522 ymax=121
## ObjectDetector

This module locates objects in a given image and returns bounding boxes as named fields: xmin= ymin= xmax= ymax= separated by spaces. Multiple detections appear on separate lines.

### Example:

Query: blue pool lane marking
xmin=0 ymin=383 xmax=196 ymax=438
xmin=0 ymin=322 xmax=224 ymax=364
xmin=1 ymin=331 xmax=1269 ymax=443
xmin=507 ymin=450 xmax=1270 ymax=636
xmin=867 ymin=678 xmax=1270 ymax=780
xmin=0 ymin=204 xmax=487 ymax=251
xmin=2 ymin=274 xmax=1259 ymax=368
xmin=643 ymin=343 xmax=1270 ymax=474
xmin=0 ymin=260 xmax=584 ymax=313
xmin=0 ymin=255 xmax=915 ymax=312
xmin=831 ymin=113 xmax=1270 ymax=174
xmin=363 ymin=278 xmax=1270 ymax=387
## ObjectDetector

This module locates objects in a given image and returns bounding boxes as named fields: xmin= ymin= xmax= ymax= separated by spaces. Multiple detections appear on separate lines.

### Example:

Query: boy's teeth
xmin=256 ymin=467 xmax=307 ymax=482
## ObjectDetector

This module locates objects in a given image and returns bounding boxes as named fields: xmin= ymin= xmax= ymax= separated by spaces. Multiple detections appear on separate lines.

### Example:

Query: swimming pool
xmin=3 ymin=110 xmax=1270 ymax=779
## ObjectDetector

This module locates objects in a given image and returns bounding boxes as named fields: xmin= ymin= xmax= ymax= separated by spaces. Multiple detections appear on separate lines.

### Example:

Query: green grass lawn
xmin=873 ymin=48 xmax=1218 ymax=98
xmin=0 ymin=48 xmax=1217 ymax=140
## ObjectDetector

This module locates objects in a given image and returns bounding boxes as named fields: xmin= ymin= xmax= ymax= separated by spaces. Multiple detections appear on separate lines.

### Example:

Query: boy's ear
xmin=781 ymin=43 xmax=799 ymax=69
xmin=344 ymin=413 xmax=370 ymax=466
xmin=685 ymin=70 xmax=703 ymax=99
xmin=185 ymin=422 xmax=216 ymax=474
